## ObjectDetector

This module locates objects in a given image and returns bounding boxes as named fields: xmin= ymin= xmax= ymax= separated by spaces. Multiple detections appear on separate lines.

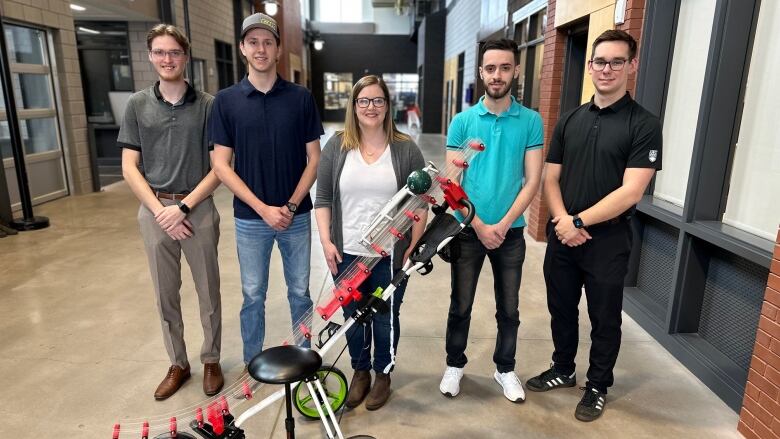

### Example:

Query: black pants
xmin=543 ymin=220 xmax=632 ymax=393
xmin=446 ymin=227 xmax=526 ymax=373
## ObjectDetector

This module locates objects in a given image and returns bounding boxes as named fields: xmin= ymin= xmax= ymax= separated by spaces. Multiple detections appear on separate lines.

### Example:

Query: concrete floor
xmin=0 ymin=128 xmax=741 ymax=438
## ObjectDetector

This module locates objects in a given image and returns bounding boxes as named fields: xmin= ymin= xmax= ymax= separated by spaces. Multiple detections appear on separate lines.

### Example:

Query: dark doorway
xmin=456 ymin=52 xmax=464 ymax=113
xmin=560 ymin=21 xmax=589 ymax=115
xmin=215 ymin=40 xmax=235 ymax=90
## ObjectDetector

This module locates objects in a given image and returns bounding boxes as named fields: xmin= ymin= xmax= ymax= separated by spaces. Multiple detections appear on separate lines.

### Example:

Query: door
xmin=1 ymin=23 xmax=69 ymax=210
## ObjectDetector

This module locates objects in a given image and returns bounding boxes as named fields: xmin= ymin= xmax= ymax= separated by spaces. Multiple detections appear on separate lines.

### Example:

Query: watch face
xmin=574 ymin=217 xmax=584 ymax=228
xmin=286 ymin=202 xmax=297 ymax=213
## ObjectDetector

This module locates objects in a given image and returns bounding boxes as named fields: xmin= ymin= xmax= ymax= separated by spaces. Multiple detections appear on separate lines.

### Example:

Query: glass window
xmin=652 ymin=0 xmax=717 ymax=208
xmin=318 ymin=0 xmax=362 ymax=22
xmin=383 ymin=73 xmax=420 ymax=123
xmin=191 ymin=59 xmax=206 ymax=92
xmin=513 ymin=8 xmax=546 ymax=111
xmin=22 ymin=118 xmax=58 ymax=154
xmin=722 ymin=2 xmax=780 ymax=241
xmin=14 ymin=74 xmax=52 ymax=109
xmin=4 ymin=26 xmax=46 ymax=65
xmin=0 ymin=121 xmax=10 ymax=159
xmin=324 ymin=73 xmax=353 ymax=110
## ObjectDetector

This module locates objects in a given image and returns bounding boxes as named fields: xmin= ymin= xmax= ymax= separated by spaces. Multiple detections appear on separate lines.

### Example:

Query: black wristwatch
xmin=286 ymin=202 xmax=298 ymax=214
xmin=572 ymin=214 xmax=584 ymax=229
xmin=177 ymin=200 xmax=191 ymax=215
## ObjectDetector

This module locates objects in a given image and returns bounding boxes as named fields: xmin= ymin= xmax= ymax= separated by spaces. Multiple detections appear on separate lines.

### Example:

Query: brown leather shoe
xmin=345 ymin=370 xmax=371 ymax=408
xmin=154 ymin=365 xmax=191 ymax=400
xmin=203 ymin=363 xmax=224 ymax=396
xmin=365 ymin=372 xmax=391 ymax=411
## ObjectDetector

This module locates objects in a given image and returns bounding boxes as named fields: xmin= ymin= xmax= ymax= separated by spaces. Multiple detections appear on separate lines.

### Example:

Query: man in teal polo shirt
xmin=439 ymin=38 xmax=543 ymax=403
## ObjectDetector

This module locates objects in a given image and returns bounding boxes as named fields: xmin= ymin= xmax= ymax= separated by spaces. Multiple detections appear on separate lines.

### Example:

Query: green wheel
xmin=293 ymin=364 xmax=348 ymax=420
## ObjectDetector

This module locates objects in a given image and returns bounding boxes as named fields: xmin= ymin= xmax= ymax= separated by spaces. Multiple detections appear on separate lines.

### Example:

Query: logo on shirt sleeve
xmin=649 ymin=150 xmax=658 ymax=163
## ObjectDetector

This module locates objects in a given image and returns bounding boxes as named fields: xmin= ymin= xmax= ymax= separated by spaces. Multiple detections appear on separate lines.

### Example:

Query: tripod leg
xmin=305 ymin=380 xmax=335 ymax=439
xmin=285 ymin=383 xmax=295 ymax=439
xmin=314 ymin=378 xmax=345 ymax=439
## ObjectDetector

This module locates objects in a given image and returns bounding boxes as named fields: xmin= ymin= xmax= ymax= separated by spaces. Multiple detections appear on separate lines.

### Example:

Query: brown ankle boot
xmin=346 ymin=370 xmax=371 ymax=408
xmin=154 ymin=365 xmax=191 ymax=400
xmin=203 ymin=363 xmax=224 ymax=396
xmin=365 ymin=372 xmax=391 ymax=410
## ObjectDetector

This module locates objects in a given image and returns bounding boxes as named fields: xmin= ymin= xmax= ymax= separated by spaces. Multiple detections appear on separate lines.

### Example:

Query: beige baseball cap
xmin=241 ymin=12 xmax=280 ymax=40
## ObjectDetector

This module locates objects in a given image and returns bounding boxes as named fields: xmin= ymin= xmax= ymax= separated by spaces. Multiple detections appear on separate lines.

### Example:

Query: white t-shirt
xmin=339 ymin=146 xmax=397 ymax=256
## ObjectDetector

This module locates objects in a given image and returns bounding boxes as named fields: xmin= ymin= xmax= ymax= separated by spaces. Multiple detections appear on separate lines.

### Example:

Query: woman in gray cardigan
xmin=314 ymin=75 xmax=427 ymax=411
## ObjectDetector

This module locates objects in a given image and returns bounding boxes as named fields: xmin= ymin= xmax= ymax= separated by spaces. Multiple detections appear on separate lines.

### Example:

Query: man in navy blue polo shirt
xmin=210 ymin=13 xmax=323 ymax=366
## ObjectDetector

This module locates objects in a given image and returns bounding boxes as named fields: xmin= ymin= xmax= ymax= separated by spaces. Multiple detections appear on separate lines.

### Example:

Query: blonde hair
xmin=146 ymin=24 xmax=190 ymax=55
xmin=339 ymin=75 xmax=411 ymax=151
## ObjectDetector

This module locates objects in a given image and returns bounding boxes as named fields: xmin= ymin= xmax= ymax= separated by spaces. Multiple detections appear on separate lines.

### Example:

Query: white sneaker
xmin=494 ymin=370 xmax=526 ymax=403
xmin=439 ymin=366 xmax=464 ymax=397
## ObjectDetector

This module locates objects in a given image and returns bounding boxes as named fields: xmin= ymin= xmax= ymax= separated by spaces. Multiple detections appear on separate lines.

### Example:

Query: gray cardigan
xmin=314 ymin=134 xmax=426 ymax=270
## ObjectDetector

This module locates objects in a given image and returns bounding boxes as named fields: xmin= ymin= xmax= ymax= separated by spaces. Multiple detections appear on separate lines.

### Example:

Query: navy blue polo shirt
xmin=210 ymin=76 xmax=323 ymax=220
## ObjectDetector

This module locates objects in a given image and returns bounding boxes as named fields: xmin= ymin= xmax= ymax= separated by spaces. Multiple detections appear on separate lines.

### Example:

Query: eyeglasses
xmin=589 ymin=58 xmax=628 ymax=71
xmin=354 ymin=97 xmax=386 ymax=108
xmin=150 ymin=49 xmax=186 ymax=59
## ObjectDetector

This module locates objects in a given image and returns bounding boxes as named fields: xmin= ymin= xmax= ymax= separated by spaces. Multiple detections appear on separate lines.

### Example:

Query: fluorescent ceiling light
xmin=70 ymin=4 xmax=86 ymax=11
xmin=77 ymin=26 xmax=101 ymax=34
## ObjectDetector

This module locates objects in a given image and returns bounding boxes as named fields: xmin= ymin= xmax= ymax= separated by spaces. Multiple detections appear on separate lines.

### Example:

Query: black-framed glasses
xmin=589 ymin=58 xmax=627 ymax=71
xmin=355 ymin=97 xmax=386 ymax=108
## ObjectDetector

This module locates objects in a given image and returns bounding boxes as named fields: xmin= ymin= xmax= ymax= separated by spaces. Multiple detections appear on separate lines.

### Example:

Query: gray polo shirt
xmin=117 ymin=82 xmax=214 ymax=193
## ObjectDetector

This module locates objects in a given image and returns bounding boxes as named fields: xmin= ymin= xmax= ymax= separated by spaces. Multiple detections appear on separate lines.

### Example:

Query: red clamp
xmin=404 ymin=210 xmax=420 ymax=222
xmin=440 ymin=179 xmax=469 ymax=210
xmin=370 ymin=243 xmax=388 ymax=257
xmin=142 ymin=421 xmax=149 ymax=439
xmin=169 ymin=417 xmax=177 ymax=438
xmin=243 ymin=380 xmax=253 ymax=399
xmin=420 ymin=195 xmax=437 ymax=205
xmin=112 ymin=424 xmax=120 ymax=439
xmin=389 ymin=227 xmax=404 ymax=239
xmin=316 ymin=262 xmax=371 ymax=319
xmin=219 ymin=396 xmax=230 ymax=415
xmin=299 ymin=323 xmax=312 ymax=340
xmin=207 ymin=403 xmax=224 ymax=435
xmin=468 ymin=140 xmax=485 ymax=151
xmin=196 ymin=408 xmax=204 ymax=428
xmin=452 ymin=158 xmax=468 ymax=168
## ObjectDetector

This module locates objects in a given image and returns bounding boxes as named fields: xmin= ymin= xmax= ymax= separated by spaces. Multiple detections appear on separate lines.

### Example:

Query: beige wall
xmin=580 ymin=4 xmax=616 ymax=103
xmin=555 ymin=0 xmax=614 ymax=27
xmin=442 ymin=56 xmax=459 ymax=134
xmin=2 ymin=0 xmax=92 ymax=194
xmin=128 ymin=21 xmax=158 ymax=91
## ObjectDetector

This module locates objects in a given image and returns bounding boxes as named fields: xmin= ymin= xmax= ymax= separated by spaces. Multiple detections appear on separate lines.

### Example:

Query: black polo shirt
xmin=210 ymin=75 xmax=324 ymax=220
xmin=546 ymin=92 xmax=662 ymax=215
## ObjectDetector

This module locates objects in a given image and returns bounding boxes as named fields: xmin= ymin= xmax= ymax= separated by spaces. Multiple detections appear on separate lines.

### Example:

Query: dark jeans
xmin=445 ymin=227 xmax=526 ymax=373
xmin=336 ymin=253 xmax=407 ymax=373
xmin=543 ymin=220 xmax=632 ymax=393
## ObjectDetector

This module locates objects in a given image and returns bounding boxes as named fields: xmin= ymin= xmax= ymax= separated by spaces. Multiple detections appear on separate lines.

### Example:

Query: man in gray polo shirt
xmin=118 ymin=24 xmax=223 ymax=400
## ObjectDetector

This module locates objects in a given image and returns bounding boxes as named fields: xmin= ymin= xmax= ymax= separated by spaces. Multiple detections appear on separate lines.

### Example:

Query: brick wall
xmin=128 ymin=22 xmax=158 ymax=92
xmin=1 ymin=0 xmax=92 ymax=194
xmin=526 ymin=0 xmax=645 ymax=241
xmin=738 ymin=228 xmax=780 ymax=439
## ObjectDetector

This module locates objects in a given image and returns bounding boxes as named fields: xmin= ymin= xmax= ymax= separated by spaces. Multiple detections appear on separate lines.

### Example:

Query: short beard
xmin=484 ymin=81 xmax=511 ymax=100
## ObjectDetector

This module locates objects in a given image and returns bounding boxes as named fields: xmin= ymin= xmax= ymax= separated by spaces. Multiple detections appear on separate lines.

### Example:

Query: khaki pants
xmin=138 ymin=197 xmax=221 ymax=368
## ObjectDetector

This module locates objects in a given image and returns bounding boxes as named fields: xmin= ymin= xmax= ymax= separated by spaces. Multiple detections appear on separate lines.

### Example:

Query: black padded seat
xmin=249 ymin=345 xmax=322 ymax=384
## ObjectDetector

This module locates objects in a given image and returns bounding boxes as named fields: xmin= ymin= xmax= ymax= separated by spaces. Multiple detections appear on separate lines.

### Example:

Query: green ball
xmin=407 ymin=170 xmax=432 ymax=195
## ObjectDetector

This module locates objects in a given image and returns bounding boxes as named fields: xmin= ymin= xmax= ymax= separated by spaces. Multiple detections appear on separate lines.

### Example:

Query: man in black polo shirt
xmin=119 ymin=24 xmax=224 ymax=400
xmin=210 ymin=13 xmax=323 ymax=367
xmin=526 ymin=30 xmax=662 ymax=422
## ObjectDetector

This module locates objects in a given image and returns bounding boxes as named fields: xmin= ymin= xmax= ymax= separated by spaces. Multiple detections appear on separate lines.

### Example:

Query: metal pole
xmin=183 ymin=0 xmax=195 ymax=86
xmin=0 ymin=10 xmax=49 ymax=230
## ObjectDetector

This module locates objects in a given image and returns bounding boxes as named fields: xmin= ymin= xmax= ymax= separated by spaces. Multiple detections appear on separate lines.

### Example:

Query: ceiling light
xmin=70 ymin=4 xmax=86 ymax=11
xmin=77 ymin=26 xmax=101 ymax=34
xmin=264 ymin=1 xmax=279 ymax=16
xmin=313 ymin=39 xmax=324 ymax=51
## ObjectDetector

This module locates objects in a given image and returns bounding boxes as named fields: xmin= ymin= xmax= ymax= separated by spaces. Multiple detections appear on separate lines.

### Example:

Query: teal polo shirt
xmin=446 ymin=96 xmax=543 ymax=228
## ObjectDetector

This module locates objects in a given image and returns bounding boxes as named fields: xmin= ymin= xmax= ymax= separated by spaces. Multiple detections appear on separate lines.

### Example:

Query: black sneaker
xmin=526 ymin=364 xmax=576 ymax=392
xmin=575 ymin=386 xmax=606 ymax=422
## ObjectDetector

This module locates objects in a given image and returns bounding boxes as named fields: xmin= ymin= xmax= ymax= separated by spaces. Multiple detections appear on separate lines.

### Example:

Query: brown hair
xmin=592 ymin=29 xmax=637 ymax=60
xmin=339 ymin=75 xmax=410 ymax=151
xmin=480 ymin=38 xmax=520 ymax=65
xmin=146 ymin=24 xmax=190 ymax=55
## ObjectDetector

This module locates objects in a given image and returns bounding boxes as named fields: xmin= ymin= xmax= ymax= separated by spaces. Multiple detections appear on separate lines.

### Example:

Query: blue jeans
xmin=235 ymin=213 xmax=313 ymax=364
xmin=336 ymin=253 xmax=407 ymax=374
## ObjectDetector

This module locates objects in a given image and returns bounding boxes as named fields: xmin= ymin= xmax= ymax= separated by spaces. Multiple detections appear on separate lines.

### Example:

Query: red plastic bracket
xmin=112 ymin=424 xmax=120 ymax=439
xmin=243 ymin=380 xmax=253 ymax=399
